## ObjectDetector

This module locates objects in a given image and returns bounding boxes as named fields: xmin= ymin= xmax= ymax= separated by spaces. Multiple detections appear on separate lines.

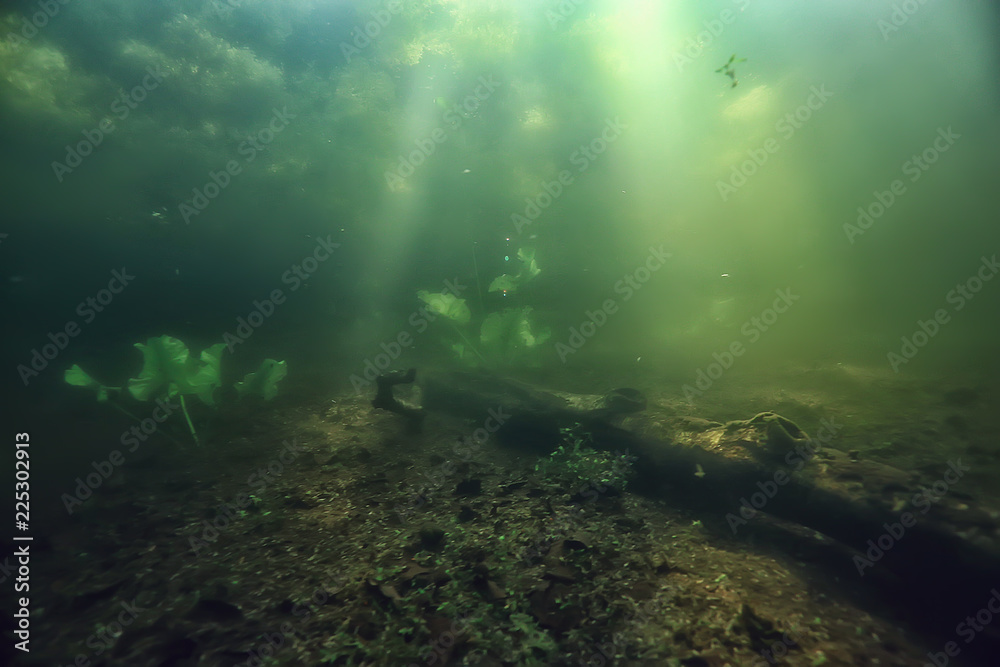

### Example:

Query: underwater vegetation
xmin=417 ymin=246 xmax=551 ymax=368
xmin=66 ymin=334 xmax=286 ymax=446
xmin=715 ymin=53 xmax=747 ymax=87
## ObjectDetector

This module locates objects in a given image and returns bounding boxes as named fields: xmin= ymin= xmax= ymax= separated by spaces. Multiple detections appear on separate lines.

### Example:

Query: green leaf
xmin=480 ymin=309 xmax=514 ymax=349
xmin=65 ymin=364 xmax=99 ymax=388
xmin=127 ymin=336 xmax=189 ymax=401
xmin=488 ymin=274 xmax=519 ymax=294
xmin=127 ymin=336 xmax=223 ymax=405
xmin=65 ymin=365 xmax=119 ymax=402
xmin=716 ymin=54 xmax=746 ymax=72
xmin=517 ymin=310 xmax=550 ymax=347
xmin=193 ymin=344 xmax=226 ymax=406
xmin=517 ymin=247 xmax=541 ymax=280
xmin=417 ymin=290 xmax=471 ymax=325
xmin=480 ymin=307 xmax=549 ymax=356
xmin=235 ymin=359 xmax=288 ymax=401
xmin=487 ymin=247 xmax=541 ymax=295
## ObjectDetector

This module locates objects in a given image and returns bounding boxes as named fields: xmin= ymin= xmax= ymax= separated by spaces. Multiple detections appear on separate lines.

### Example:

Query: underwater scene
xmin=2 ymin=0 xmax=1000 ymax=665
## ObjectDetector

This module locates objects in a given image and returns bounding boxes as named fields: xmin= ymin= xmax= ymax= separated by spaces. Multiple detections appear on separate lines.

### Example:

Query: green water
xmin=4 ymin=0 xmax=996 ymax=384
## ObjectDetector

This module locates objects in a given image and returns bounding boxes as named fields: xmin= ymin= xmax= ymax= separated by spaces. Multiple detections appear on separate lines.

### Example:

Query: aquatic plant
xmin=715 ymin=53 xmax=748 ymax=87
xmin=234 ymin=358 xmax=288 ymax=401
xmin=417 ymin=246 xmax=551 ymax=368
xmin=535 ymin=424 xmax=635 ymax=494
xmin=66 ymin=335 xmax=286 ymax=445
xmin=487 ymin=247 xmax=541 ymax=295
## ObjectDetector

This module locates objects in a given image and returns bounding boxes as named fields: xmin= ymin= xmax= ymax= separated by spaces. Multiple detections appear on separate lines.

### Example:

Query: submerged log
xmin=373 ymin=368 xmax=1000 ymax=651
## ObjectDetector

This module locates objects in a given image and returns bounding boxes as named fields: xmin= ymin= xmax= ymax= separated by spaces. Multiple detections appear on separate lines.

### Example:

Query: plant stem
xmin=450 ymin=323 xmax=489 ymax=366
xmin=178 ymin=394 xmax=201 ymax=446
xmin=107 ymin=400 xmax=186 ymax=448
xmin=472 ymin=241 xmax=485 ymax=316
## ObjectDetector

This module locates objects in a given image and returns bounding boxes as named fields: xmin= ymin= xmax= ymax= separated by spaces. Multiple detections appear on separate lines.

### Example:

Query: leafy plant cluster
xmin=65 ymin=335 xmax=287 ymax=446
xmin=309 ymin=517 xmax=562 ymax=666
xmin=417 ymin=246 xmax=551 ymax=368
xmin=535 ymin=423 xmax=635 ymax=494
